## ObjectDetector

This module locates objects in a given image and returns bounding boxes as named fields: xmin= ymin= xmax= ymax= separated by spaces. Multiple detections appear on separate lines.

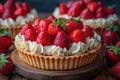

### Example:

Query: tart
xmin=53 ymin=0 xmax=118 ymax=35
xmin=0 ymin=0 xmax=38 ymax=39
xmin=15 ymin=18 xmax=101 ymax=70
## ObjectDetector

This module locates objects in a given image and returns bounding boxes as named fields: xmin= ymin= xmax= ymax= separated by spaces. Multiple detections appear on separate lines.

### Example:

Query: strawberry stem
xmin=0 ymin=29 xmax=10 ymax=36
xmin=107 ymin=45 xmax=120 ymax=55
xmin=0 ymin=54 xmax=8 ymax=69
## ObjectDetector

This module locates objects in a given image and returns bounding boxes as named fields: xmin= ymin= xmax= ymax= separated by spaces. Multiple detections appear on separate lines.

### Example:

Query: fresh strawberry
xmin=66 ymin=1 xmax=74 ymax=8
xmin=48 ymin=15 xmax=55 ymax=21
xmin=0 ymin=4 xmax=4 ymax=14
xmin=59 ymin=3 xmax=68 ymax=15
xmin=65 ymin=18 xmax=83 ymax=34
xmin=20 ymin=23 xmax=34 ymax=35
xmin=80 ymin=8 xmax=94 ymax=19
xmin=36 ymin=31 xmax=53 ymax=46
xmin=70 ymin=29 xmax=86 ymax=43
xmin=116 ymin=41 xmax=120 ymax=48
xmin=0 ymin=54 xmax=13 ymax=75
xmin=48 ymin=18 xmax=65 ymax=37
xmin=33 ymin=18 xmax=41 ymax=30
xmin=83 ymin=0 xmax=96 ymax=4
xmin=94 ymin=76 xmax=103 ymax=80
xmin=14 ymin=7 xmax=26 ymax=17
xmin=103 ymin=30 xmax=119 ymax=47
xmin=109 ymin=62 xmax=120 ymax=79
xmin=87 ymin=2 xmax=98 ymax=12
xmin=105 ymin=7 xmax=116 ymax=15
xmin=97 ymin=2 xmax=104 ymax=7
xmin=38 ymin=19 xmax=51 ymax=32
xmin=68 ymin=3 xmax=82 ymax=17
xmin=24 ymin=29 xmax=37 ymax=41
xmin=15 ymin=2 xmax=22 ymax=9
xmin=105 ymin=45 xmax=120 ymax=67
xmin=0 ymin=29 xmax=12 ymax=53
xmin=95 ymin=7 xmax=107 ymax=18
xmin=22 ymin=2 xmax=30 ymax=13
xmin=82 ymin=25 xmax=94 ymax=38
xmin=54 ymin=31 xmax=71 ymax=49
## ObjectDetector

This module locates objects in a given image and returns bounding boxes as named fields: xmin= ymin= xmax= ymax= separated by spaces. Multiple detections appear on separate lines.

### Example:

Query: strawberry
xmin=54 ymin=31 xmax=71 ymax=49
xmin=59 ymin=3 xmax=68 ymax=15
xmin=109 ymin=62 xmax=120 ymax=79
xmin=80 ymin=8 xmax=94 ymax=19
xmin=97 ymin=2 xmax=104 ymax=7
xmin=94 ymin=76 xmax=103 ymax=80
xmin=0 ymin=4 xmax=4 ymax=14
xmin=82 ymin=25 xmax=94 ymax=38
xmin=38 ymin=19 xmax=51 ymax=32
xmin=83 ymin=0 xmax=96 ymax=4
xmin=116 ymin=41 xmax=120 ymax=48
xmin=14 ymin=7 xmax=26 ymax=17
xmin=105 ymin=7 xmax=116 ymax=15
xmin=36 ymin=31 xmax=53 ymax=46
xmin=87 ymin=2 xmax=98 ymax=12
xmin=48 ymin=15 xmax=55 ymax=21
xmin=0 ymin=29 xmax=12 ymax=53
xmin=48 ymin=18 xmax=65 ymax=37
xmin=0 ymin=54 xmax=13 ymax=75
xmin=65 ymin=18 xmax=83 ymax=34
xmin=22 ymin=2 xmax=30 ymax=13
xmin=70 ymin=29 xmax=86 ymax=43
xmin=105 ymin=45 xmax=120 ymax=67
xmin=24 ymin=29 xmax=37 ymax=41
xmin=33 ymin=18 xmax=41 ymax=30
xmin=68 ymin=3 xmax=82 ymax=17
xmin=15 ymin=2 xmax=22 ymax=9
xmin=95 ymin=7 xmax=107 ymax=18
xmin=66 ymin=1 xmax=74 ymax=8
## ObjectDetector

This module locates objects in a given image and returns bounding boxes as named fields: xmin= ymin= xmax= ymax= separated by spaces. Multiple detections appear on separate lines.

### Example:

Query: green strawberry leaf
xmin=107 ymin=45 xmax=120 ymax=55
xmin=71 ymin=17 xmax=81 ymax=22
xmin=0 ymin=54 xmax=9 ymax=70
xmin=0 ymin=29 xmax=10 ymax=36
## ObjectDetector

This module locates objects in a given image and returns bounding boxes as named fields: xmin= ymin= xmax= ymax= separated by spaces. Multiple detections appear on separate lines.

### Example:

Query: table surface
xmin=0 ymin=14 xmax=120 ymax=80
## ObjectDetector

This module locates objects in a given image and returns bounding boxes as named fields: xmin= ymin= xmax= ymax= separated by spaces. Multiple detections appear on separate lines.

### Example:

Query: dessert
xmin=0 ymin=0 xmax=38 ymax=39
xmin=15 ymin=18 xmax=101 ymax=70
xmin=53 ymin=0 xmax=118 ymax=35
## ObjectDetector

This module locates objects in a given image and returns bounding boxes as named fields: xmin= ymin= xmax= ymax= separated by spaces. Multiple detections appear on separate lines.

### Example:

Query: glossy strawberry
xmin=116 ymin=41 xmax=120 ymax=48
xmin=105 ymin=7 xmax=116 ymax=15
xmin=0 ymin=4 xmax=4 ymax=14
xmin=14 ymin=7 xmax=26 ymax=16
xmin=15 ymin=2 xmax=22 ymax=9
xmin=36 ymin=31 xmax=53 ymax=46
xmin=0 ymin=29 xmax=12 ymax=53
xmin=87 ymin=2 xmax=98 ymax=12
xmin=54 ymin=31 xmax=71 ymax=49
xmin=22 ymin=2 xmax=30 ymax=13
xmin=70 ymin=29 xmax=86 ymax=43
xmin=105 ymin=45 xmax=120 ymax=67
xmin=80 ymin=8 xmax=94 ymax=19
xmin=59 ymin=3 xmax=68 ymax=15
xmin=0 ymin=54 xmax=13 ymax=75
xmin=24 ymin=29 xmax=37 ymax=41
xmin=95 ymin=7 xmax=107 ymax=18
xmin=33 ymin=18 xmax=41 ymax=30
xmin=65 ymin=18 xmax=83 ymax=34
xmin=38 ymin=19 xmax=51 ymax=32
xmin=48 ymin=15 xmax=55 ymax=21
xmin=66 ymin=1 xmax=74 ymax=8
xmin=82 ymin=25 xmax=94 ymax=38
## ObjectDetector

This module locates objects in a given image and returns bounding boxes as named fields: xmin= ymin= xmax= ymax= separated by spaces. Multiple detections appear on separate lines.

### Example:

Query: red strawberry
xmin=95 ymin=7 xmax=107 ymax=18
xmin=83 ymin=0 xmax=96 ymax=4
xmin=87 ymin=2 xmax=98 ymax=12
xmin=103 ymin=30 xmax=118 ymax=47
xmin=66 ymin=1 xmax=74 ymax=8
xmin=36 ymin=31 xmax=53 ymax=46
xmin=109 ymin=62 xmax=120 ymax=79
xmin=97 ymin=2 xmax=104 ymax=7
xmin=116 ymin=41 xmax=120 ymax=48
xmin=80 ymin=8 xmax=94 ymax=19
xmin=105 ymin=45 xmax=120 ymax=67
xmin=105 ymin=7 xmax=115 ymax=15
xmin=59 ymin=3 xmax=68 ymax=15
xmin=24 ymin=29 xmax=37 ymax=41
xmin=54 ymin=31 xmax=71 ymax=49
xmin=68 ymin=3 xmax=82 ymax=17
xmin=48 ymin=15 xmax=55 ymax=21
xmin=72 ymin=1 xmax=86 ymax=10
xmin=14 ymin=7 xmax=26 ymax=17
xmin=15 ymin=2 xmax=22 ymax=9
xmin=20 ymin=23 xmax=34 ymax=35
xmin=94 ymin=76 xmax=103 ymax=80
xmin=65 ymin=18 xmax=83 ymax=34
xmin=0 ymin=4 xmax=4 ymax=14
xmin=0 ymin=29 xmax=12 ymax=53
xmin=0 ymin=54 xmax=13 ymax=75
xmin=38 ymin=19 xmax=51 ymax=32
xmin=22 ymin=2 xmax=30 ymax=13
xmin=70 ymin=29 xmax=86 ymax=43
xmin=82 ymin=25 xmax=94 ymax=38
xmin=33 ymin=18 xmax=41 ymax=30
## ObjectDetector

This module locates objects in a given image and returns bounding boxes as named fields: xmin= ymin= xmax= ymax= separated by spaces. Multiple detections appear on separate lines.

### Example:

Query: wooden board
xmin=11 ymin=50 xmax=104 ymax=80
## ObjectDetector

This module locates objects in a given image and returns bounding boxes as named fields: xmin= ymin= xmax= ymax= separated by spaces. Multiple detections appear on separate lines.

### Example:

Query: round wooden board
xmin=11 ymin=50 xmax=104 ymax=80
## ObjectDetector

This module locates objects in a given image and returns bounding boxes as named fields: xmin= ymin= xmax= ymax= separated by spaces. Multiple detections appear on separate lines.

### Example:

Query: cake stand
xmin=11 ymin=49 xmax=104 ymax=80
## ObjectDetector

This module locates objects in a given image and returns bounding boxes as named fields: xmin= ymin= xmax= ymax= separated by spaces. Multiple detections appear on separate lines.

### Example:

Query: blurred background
xmin=1 ymin=0 xmax=120 ymax=15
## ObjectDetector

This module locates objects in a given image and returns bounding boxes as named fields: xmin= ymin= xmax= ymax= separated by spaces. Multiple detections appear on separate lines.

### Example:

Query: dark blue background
xmin=1 ymin=0 xmax=120 ymax=15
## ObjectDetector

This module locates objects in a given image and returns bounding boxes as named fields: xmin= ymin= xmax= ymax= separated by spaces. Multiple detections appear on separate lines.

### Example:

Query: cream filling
xmin=0 ymin=9 xmax=38 ymax=27
xmin=15 ymin=31 xmax=101 ymax=56
xmin=53 ymin=7 xmax=118 ymax=28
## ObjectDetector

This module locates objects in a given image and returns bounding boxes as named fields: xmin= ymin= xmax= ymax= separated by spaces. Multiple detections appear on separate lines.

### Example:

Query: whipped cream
xmin=15 ymin=31 xmax=101 ymax=56
xmin=53 ymin=8 xmax=118 ymax=28
xmin=0 ymin=9 xmax=38 ymax=27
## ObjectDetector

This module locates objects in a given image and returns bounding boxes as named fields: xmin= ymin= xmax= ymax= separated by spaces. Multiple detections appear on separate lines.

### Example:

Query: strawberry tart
xmin=53 ymin=0 xmax=118 ymax=35
xmin=15 ymin=17 xmax=101 ymax=70
xmin=0 ymin=0 xmax=38 ymax=39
